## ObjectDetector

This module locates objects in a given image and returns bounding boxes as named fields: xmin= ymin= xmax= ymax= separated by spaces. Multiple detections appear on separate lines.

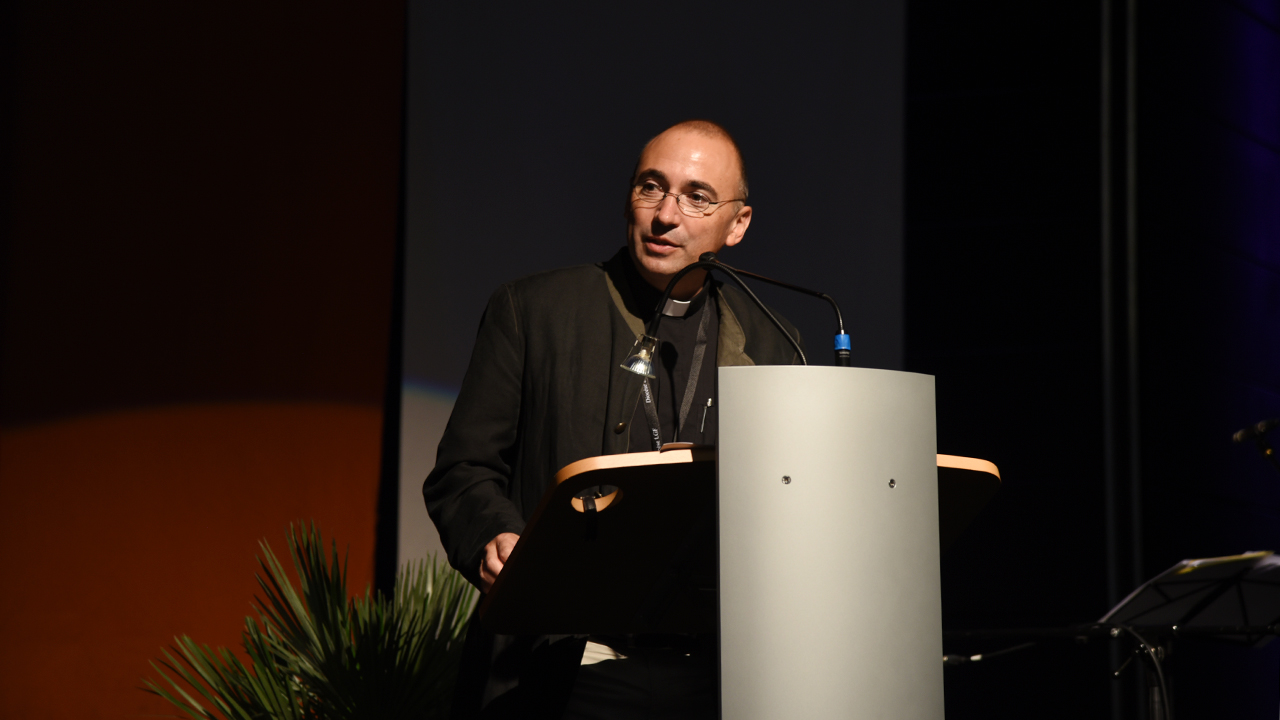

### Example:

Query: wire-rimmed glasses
xmin=631 ymin=180 xmax=746 ymax=218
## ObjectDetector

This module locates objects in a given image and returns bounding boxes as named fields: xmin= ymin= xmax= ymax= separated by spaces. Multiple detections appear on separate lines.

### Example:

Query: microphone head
xmin=699 ymin=252 xmax=718 ymax=263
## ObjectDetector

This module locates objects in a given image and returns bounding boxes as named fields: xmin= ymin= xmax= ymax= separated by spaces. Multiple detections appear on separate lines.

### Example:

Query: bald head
xmin=636 ymin=120 xmax=749 ymax=200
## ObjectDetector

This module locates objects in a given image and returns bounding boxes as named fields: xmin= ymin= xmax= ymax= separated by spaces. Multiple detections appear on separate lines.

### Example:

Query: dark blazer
xmin=424 ymin=248 xmax=803 ymax=719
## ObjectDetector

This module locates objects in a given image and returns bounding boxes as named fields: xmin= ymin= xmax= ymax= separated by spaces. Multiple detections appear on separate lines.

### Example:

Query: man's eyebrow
xmin=684 ymin=179 xmax=718 ymax=198
xmin=635 ymin=169 xmax=668 ymax=184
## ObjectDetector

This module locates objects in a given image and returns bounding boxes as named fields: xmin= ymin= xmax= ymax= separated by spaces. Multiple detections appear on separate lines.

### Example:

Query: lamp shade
xmin=620 ymin=334 xmax=659 ymax=379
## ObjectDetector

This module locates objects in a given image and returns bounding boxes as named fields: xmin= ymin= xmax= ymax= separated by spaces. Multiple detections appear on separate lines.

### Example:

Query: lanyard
xmin=641 ymin=292 xmax=713 ymax=450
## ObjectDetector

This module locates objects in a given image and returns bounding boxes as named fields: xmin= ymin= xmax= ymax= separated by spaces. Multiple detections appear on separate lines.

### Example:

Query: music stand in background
xmin=1101 ymin=551 xmax=1280 ymax=647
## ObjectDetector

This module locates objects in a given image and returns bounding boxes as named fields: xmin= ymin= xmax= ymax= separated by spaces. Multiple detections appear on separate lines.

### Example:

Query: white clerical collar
xmin=662 ymin=296 xmax=692 ymax=317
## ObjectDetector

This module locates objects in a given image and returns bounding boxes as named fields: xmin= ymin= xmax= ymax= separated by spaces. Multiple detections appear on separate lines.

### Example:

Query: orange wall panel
xmin=3 ymin=2 xmax=404 ymax=716
xmin=0 ymin=403 xmax=382 ymax=718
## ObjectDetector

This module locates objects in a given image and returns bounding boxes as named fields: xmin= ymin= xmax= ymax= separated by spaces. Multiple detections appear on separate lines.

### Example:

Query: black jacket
xmin=423 ymin=249 xmax=802 ymax=718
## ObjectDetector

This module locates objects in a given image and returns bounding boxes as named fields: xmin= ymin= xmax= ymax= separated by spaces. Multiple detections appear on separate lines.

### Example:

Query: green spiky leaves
xmin=145 ymin=523 xmax=477 ymax=720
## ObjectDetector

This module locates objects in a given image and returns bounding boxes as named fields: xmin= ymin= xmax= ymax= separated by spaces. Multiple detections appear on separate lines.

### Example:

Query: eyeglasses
xmin=631 ymin=180 xmax=746 ymax=218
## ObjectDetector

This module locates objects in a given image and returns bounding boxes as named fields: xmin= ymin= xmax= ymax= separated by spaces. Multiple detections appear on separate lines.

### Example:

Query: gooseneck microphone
xmin=621 ymin=254 xmax=854 ymax=377
xmin=639 ymin=256 xmax=808 ymax=366
xmin=699 ymin=253 xmax=852 ymax=367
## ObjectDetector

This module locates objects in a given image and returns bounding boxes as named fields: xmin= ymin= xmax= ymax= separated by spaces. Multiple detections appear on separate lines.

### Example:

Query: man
xmin=424 ymin=120 xmax=802 ymax=719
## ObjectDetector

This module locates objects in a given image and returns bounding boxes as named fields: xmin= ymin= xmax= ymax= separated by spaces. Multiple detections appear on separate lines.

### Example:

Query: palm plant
xmin=145 ymin=523 xmax=477 ymax=720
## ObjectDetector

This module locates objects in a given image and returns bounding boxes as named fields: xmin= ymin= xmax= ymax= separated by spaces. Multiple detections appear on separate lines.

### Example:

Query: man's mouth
xmin=643 ymin=236 xmax=678 ymax=253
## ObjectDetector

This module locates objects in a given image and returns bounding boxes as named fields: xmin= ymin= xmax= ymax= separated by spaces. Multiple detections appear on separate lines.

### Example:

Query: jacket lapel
xmin=715 ymin=287 xmax=755 ymax=367
xmin=603 ymin=266 xmax=647 ymax=455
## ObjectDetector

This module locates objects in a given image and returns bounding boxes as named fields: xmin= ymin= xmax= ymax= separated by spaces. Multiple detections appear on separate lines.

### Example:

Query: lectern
xmin=719 ymin=365 xmax=942 ymax=719
xmin=482 ymin=366 xmax=996 ymax=719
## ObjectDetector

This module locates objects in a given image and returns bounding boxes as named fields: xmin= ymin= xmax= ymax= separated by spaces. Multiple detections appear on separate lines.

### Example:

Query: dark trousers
xmin=561 ymin=648 xmax=717 ymax=720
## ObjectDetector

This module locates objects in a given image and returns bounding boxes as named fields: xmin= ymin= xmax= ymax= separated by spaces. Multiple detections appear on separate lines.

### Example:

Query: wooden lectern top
xmin=936 ymin=454 xmax=1001 ymax=550
xmin=482 ymin=445 xmax=718 ymax=635
xmin=479 ymin=448 xmax=1000 ymax=636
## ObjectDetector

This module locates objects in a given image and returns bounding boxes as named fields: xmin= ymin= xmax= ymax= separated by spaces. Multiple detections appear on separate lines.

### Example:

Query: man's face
xmin=626 ymin=129 xmax=752 ymax=297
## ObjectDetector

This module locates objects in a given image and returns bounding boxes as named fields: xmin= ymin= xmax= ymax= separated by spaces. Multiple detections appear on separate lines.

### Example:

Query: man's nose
xmin=655 ymin=193 xmax=682 ymax=225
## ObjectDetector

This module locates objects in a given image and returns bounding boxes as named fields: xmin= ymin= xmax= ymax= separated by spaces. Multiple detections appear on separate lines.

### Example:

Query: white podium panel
xmin=718 ymin=366 xmax=943 ymax=720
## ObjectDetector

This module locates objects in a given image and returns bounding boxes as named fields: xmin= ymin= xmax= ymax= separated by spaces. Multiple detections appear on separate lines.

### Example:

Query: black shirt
xmin=621 ymin=261 xmax=719 ymax=451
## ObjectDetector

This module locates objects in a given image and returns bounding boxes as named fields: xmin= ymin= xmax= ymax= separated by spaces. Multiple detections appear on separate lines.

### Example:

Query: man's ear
xmin=722 ymin=204 xmax=752 ymax=248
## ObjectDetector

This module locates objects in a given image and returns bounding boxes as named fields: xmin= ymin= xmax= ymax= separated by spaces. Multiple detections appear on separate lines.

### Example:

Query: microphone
xmin=1232 ymin=419 xmax=1280 ymax=444
xmin=620 ymin=255 xmax=809 ymax=376
xmin=699 ymin=253 xmax=852 ymax=367
xmin=620 ymin=253 xmax=856 ymax=375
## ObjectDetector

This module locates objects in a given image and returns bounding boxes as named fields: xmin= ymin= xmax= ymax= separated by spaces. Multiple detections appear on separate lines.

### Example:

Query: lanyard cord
xmin=641 ymin=289 xmax=713 ymax=450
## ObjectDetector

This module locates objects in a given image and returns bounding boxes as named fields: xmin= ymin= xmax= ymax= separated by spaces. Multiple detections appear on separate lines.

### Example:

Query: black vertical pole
xmin=1123 ymin=0 xmax=1143 ymax=604
xmin=375 ymin=217 xmax=406 ymax=598
xmin=1103 ymin=0 xmax=1144 ymax=716
xmin=374 ymin=3 xmax=411 ymax=599
xmin=1100 ymin=2 xmax=1122 ymax=718
xmin=1124 ymin=1 xmax=1146 ymax=715
xmin=1100 ymin=0 xmax=1141 ymax=712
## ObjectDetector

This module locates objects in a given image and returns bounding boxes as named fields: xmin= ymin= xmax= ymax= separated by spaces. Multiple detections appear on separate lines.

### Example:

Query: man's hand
xmin=479 ymin=532 xmax=519 ymax=593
